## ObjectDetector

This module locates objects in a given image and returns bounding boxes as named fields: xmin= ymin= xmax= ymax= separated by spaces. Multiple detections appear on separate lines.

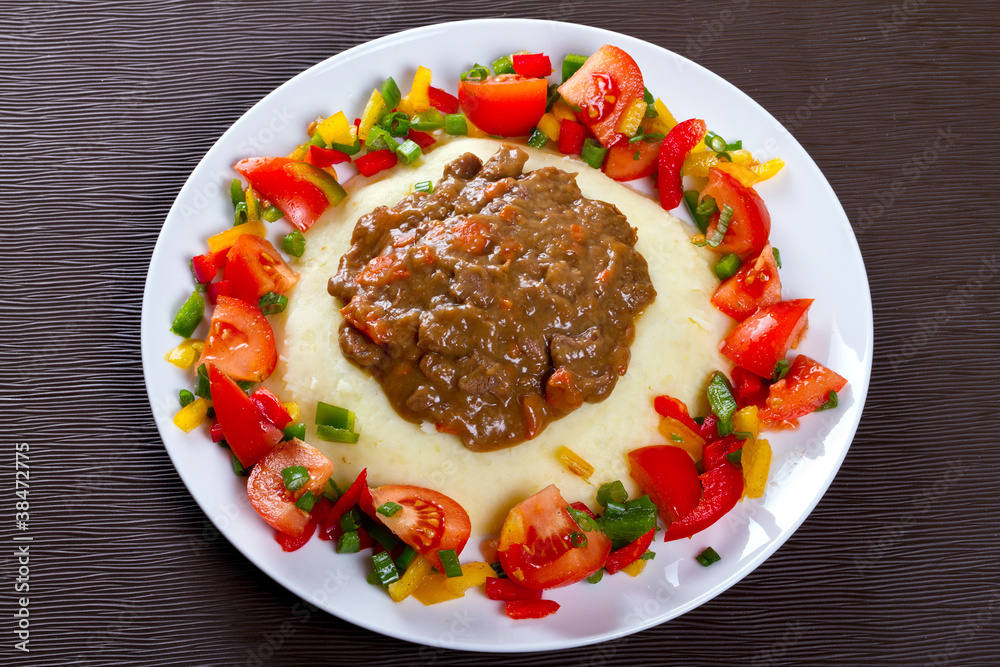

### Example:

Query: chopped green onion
xmin=460 ymin=63 xmax=490 ymax=82
xmin=726 ymin=449 xmax=743 ymax=465
xmin=230 ymin=179 xmax=244 ymax=207
xmin=281 ymin=465 xmax=309 ymax=491
xmin=438 ymin=549 xmax=463 ymax=578
xmin=683 ymin=191 xmax=714 ymax=234
xmin=639 ymin=550 xmax=656 ymax=561
xmin=377 ymin=501 xmax=402 ymax=517
xmin=395 ymin=138 xmax=422 ymax=165
xmin=396 ymin=545 xmax=418 ymax=571
xmin=696 ymin=546 xmax=721 ymax=567
xmin=597 ymin=480 xmax=628 ymax=508
xmin=316 ymin=402 xmax=356 ymax=430
xmin=707 ymin=371 xmax=738 ymax=423
xmin=586 ymin=569 xmax=604 ymax=584
xmin=308 ymin=132 xmax=326 ymax=148
xmin=194 ymin=363 xmax=210 ymax=399
xmin=263 ymin=205 xmax=284 ymax=222
xmin=717 ymin=418 xmax=733 ymax=437
xmin=527 ymin=128 xmax=549 ymax=149
xmin=716 ymin=151 xmax=732 ymax=162
xmin=603 ymin=500 xmax=628 ymax=515
xmin=581 ymin=138 xmax=607 ymax=169
xmin=725 ymin=140 xmax=743 ymax=151
xmin=413 ymin=180 xmax=434 ymax=194
xmin=817 ymin=391 xmax=839 ymax=411
xmin=625 ymin=496 xmax=657 ymax=512
xmin=233 ymin=201 xmax=248 ymax=226
xmin=568 ymin=531 xmax=588 ymax=549
xmin=235 ymin=379 xmax=255 ymax=393
xmin=491 ymin=54 xmax=515 ymax=75
xmin=340 ymin=508 xmax=361 ymax=532
xmin=178 ymin=389 xmax=195 ymax=407
xmin=733 ymin=431 xmax=754 ymax=441
xmin=381 ymin=76 xmax=401 ymax=110
xmin=713 ymin=253 xmax=742 ymax=280
xmin=410 ymin=108 xmax=445 ymax=131
xmin=367 ymin=521 xmax=398 ymax=552
xmin=329 ymin=132 xmax=361 ymax=156
xmin=773 ymin=358 xmax=791 ymax=382
xmin=337 ymin=530 xmax=360 ymax=554
xmin=170 ymin=291 xmax=205 ymax=338
xmin=545 ymin=83 xmax=560 ymax=112
xmin=258 ymin=291 xmax=288 ymax=315
xmin=315 ymin=425 xmax=360 ymax=443
xmin=295 ymin=490 xmax=317 ymax=512
xmin=490 ymin=561 xmax=506 ymax=578
xmin=561 ymin=53 xmax=588 ymax=82
xmin=282 ymin=422 xmax=305 ymax=442
xmin=706 ymin=133 xmax=727 ymax=153
xmin=705 ymin=205 xmax=734 ymax=248
xmin=281 ymin=230 xmax=305 ymax=258
xmin=565 ymin=506 xmax=599 ymax=532
xmin=323 ymin=477 xmax=342 ymax=502
xmin=364 ymin=124 xmax=394 ymax=151
xmin=445 ymin=113 xmax=468 ymax=135
xmin=772 ymin=246 xmax=782 ymax=268
xmin=601 ymin=508 xmax=657 ymax=543
xmin=231 ymin=453 xmax=248 ymax=476
xmin=643 ymin=87 xmax=658 ymax=117
xmin=380 ymin=111 xmax=411 ymax=137
xmin=372 ymin=551 xmax=401 ymax=585
xmin=366 ymin=570 xmax=382 ymax=586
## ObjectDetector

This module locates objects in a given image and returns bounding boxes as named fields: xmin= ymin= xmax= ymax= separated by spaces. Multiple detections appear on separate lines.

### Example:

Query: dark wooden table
xmin=3 ymin=1 xmax=998 ymax=664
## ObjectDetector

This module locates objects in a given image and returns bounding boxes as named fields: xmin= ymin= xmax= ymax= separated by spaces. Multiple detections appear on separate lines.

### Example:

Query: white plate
xmin=141 ymin=19 xmax=873 ymax=652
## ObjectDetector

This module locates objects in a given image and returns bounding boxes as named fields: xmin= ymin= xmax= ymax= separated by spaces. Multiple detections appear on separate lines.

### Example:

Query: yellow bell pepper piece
xmin=550 ymin=98 xmax=578 ymax=122
xmin=753 ymin=157 xmax=785 ymax=182
xmin=316 ymin=111 xmax=355 ymax=146
xmin=357 ymin=89 xmax=385 ymax=142
xmin=556 ymin=445 xmax=594 ymax=479
xmin=653 ymin=98 xmax=677 ymax=131
xmin=733 ymin=405 xmax=760 ymax=440
xmin=537 ymin=112 xmax=562 ymax=142
xmin=173 ymin=398 xmax=210 ymax=433
xmin=206 ymin=220 xmax=266 ymax=254
xmin=728 ymin=149 xmax=757 ymax=167
xmin=245 ymin=184 xmax=259 ymax=224
xmin=388 ymin=555 xmax=433 ymax=602
xmin=714 ymin=160 xmax=760 ymax=188
xmin=411 ymin=562 xmax=494 ymax=605
xmin=615 ymin=98 xmax=647 ymax=137
xmin=742 ymin=437 xmax=772 ymax=499
xmin=396 ymin=94 xmax=416 ymax=117
xmin=409 ymin=66 xmax=432 ymax=112
xmin=282 ymin=402 xmax=300 ymax=422
xmin=444 ymin=561 xmax=495 ymax=594
xmin=657 ymin=416 xmax=705 ymax=461
xmin=681 ymin=150 xmax=720 ymax=178
xmin=164 ymin=338 xmax=205 ymax=370
xmin=622 ymin=558 xmax=648 ymax=577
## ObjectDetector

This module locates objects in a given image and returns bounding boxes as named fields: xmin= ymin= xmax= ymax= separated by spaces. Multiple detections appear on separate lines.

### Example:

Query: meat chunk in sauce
xmin=329 ymin=146 xmax=656 ymax=451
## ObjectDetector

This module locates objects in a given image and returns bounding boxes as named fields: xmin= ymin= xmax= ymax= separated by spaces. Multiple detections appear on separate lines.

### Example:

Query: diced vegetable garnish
xmin=170 ymin=291 xmax=205 ymax=338
xmin=173 ymin=398 xmax=210 ymax=433
xmin=696 ymin=547 xmax=721 ymax=566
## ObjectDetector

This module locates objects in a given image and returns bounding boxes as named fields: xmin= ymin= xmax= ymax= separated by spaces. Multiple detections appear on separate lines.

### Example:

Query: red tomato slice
xmin=701 ymin=167 xmax=772 ymax=257
xmin=458 ymin=75 xmax=547 ymax=137
xmin=224 ymin=235 xmax=299 ymax=306
xmin=198 ymin=295 xmax=277 ymax=382
xmin=662 ymin=460 xmax=744 ymax=541
xmin=369 ymin=485 xmax=471 ymax=573
xmin=603 ymin=137 xmax=662 ymax=181
xmin=760 ymin=354 xmax=847 ymax=424
xmin=720 ymin=298 xmax=813 ymax=378
xmin=498 ymin=485 xmax=611 ymax=589
xmin=247 ymin=440 xmax=335 ymax=537
xmin=711 ymin=244 xmax=782 ymax=320
xmin=234 ymin=157 xmax=346 ymax=231
xmin=628 ymin=445 xmax=702 ymax=524
xmin=207 ymin=363 xmax=283 ymax=467
xmin=557 ymin=45 xmax=644 ymax=148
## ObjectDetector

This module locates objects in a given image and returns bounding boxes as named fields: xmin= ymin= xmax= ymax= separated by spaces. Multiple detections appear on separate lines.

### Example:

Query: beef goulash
xmin=328 ymin=146 xmax=656 ymax=451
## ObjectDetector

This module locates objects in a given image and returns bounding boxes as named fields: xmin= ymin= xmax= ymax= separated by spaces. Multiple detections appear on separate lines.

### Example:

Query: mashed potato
xmin=268 ymin=138 xmax=732 ymax=535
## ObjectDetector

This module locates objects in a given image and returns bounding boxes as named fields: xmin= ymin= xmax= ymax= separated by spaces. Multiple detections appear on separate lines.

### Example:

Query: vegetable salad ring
xmin=166 ymin=44 xmax=847 ymax=621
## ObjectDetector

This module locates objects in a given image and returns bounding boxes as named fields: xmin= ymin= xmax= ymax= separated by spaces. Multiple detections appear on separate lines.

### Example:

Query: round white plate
xmin=141 ymin=19 xmax=872 ymax=652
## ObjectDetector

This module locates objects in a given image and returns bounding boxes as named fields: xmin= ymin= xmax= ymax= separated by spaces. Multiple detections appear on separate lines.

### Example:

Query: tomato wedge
xmin=457 ymin=75 xmax=547 ymax=137
xmin=760 ymin=354 xmax=847 ymax=424
xmin=247 ymin=439 xmax=335 ymax=537
xmin=498 ymin=485 xmax=611 ymax=589
xmin=628 ymin=445 xmax=702 ymax=524
xmin=369 ymin=485 xmax=471 ymax=573
xmin=701 ymin=167 xmax=772 ymax=257
xmin=720 ymin=298 xmax=813 ymax=378
xmin=234 ymin=157 xmax=346 ymax=231
xmin=558 ymin=45 xmax=644 ymax=148
xmin=604 ymin=136 xmax=662 ymax=181
xmin=224 ymin=235 xmax=299 ymax=306
xmin=711 ymin=244 xmax=781 ymax=320
xmin=198 ymin=295 xmax=277 ymax=382
xmin=207 ymin=363 xmax=282 ymax=467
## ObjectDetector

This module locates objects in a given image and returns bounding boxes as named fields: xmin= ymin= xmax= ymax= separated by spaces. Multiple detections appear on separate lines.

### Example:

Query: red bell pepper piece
xmin=207 ymin=363 xmax=283 ymax=467
xmin=696 ymin=414 xmax=721 ymax=443
xmin=701 ymin=435 xmax=744 ymax=471
xmin=354 ymin=149 xmax=398 ymax=177
xmin=663 ymin=461 xmax=744 ymax=541
xmin=205 ymin=279 xmax=231 ymax=305
xmin=250 ymin=387 xmax=292 ymax=429
xmin=605 ymin=529 xmax=656 ymax=574
xmin=653 ymin=395 xmax=700 ymax=434
xmin=512 ymin=53 xmax=553 ymax=78
xmin=428 ymin=86 xmax=460 ymax=114
xmin=275 ymin=520 xmax=316 ymax=552
xmin=485 ymin=577 xmax=542 ymax=601
xmin=557 ymin=119 xmax=586 ymax=155
xmin=657 ymin=118 xmax=707 ymax=210
xmin=406 ymin=129 xmax=436 ymax=149
xmin=192 ymin=247 xmax=228 ymax=284
xmin=731 ymin=366 xmax=770 ymax=408
xmin=628 ymin=445 xmax=703 ymax=523
xmin=305 ymin=144 xmax=351 ymax=168
xmin=505 ymin=599 xmax=560 ymax=620
xmin=209 ymin=421 xmax=224 ymax=443
xmin=319 ymin=468 xmax=369 ymax=541
xmin=234 ymin=157 xmax=346 ymax=232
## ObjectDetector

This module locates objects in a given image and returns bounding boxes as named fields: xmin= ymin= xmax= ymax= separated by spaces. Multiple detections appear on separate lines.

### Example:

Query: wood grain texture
xmin=2 ymin=0 xmax=999 ymax=664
